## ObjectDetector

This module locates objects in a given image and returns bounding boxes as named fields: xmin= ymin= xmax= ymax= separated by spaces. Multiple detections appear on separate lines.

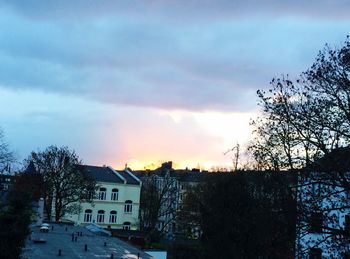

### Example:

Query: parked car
xmin=40 ymin=226 xmax=49 ymax=233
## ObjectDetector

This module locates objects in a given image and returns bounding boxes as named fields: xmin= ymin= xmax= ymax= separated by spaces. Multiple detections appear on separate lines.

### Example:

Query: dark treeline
xmin=178 ymin=171 xmax=296 ymax=259
xmin=0 ymin=176 xmax=34 ymax=259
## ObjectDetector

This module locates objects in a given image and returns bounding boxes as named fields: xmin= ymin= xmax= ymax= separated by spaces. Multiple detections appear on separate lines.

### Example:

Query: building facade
xmin=64 ymin=165 xmax=142 ymax=230
xmin=296 ymin=171 xmax=350 ymax=258
xmin=136 ymin=162 xmax=212 ymax=238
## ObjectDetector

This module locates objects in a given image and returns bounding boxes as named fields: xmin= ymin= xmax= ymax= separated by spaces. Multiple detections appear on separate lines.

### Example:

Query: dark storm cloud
xmin=0 ymin=1 xmax=349 ymax=112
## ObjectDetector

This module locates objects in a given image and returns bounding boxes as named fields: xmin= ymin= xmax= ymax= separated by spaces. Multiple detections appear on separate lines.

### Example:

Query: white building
xmin=64 ymin=165 xmax=142 ymax=230
xmin=296 ymin=170 xmax=350 ymax=258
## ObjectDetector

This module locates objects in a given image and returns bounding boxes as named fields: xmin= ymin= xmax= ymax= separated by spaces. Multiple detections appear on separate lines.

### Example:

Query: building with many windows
xmin=295 ymin=148 xmax=350 ymax=258
xmin=135 ymin=162 xmax=215 ymax=239
xmin=64 ymin=165 xmax=142 ymax=230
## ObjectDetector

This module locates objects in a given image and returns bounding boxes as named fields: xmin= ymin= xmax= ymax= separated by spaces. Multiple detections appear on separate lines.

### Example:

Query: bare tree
xmin=249 ymin=38 xmax=350 ymax=170
xmin=0 ymin=128 xmax=15 ymax=172
xmin=177 ymin=183 xmax=204 ymax=239
xmin=295 ymin=148 xmax=350 ymax=258
xmin=28 ymin=146 xmax=96 ymax=222
xmin=224 ymin=143 xmax=240 ymax=171
xmin=139 ymin=172 xmax=179 ymax=239
xmin=248 ymin=37 xmax=350 ymax=257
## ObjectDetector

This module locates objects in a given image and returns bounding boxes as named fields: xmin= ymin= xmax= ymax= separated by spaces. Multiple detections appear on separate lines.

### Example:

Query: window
xmin=2 ymin=184 xmax=8 ymax=191
xmin=345 ymin=214 xmax=350 ymax=235
xmin=97 ymin=210 xmax=105 ymax=223
xmin=109 ymin=211 xmax=117 ymax=223
xmin=309 ymin=248 xmax=322 ymax=259
xmin=87 ymin=190 xmax=94 ymax=200
xmin=311 ymin=182 xmax=321 ymax=197
xmin=123 ymin=222 xmax=131 ymax=230
xmin=310 ymin=212 xmax=323 ymax=233
xmin=111 ymin=188 xmax=119 ymax=201
xmin=99 ymin=188 xmax=107 ymax=200
xmin=179 ymin=193 xmax=183 ymax=201
xmin=84 ymin=209 xmax=92 ymax=223
xmin=124 ymin=200 xmax=133 ymax=213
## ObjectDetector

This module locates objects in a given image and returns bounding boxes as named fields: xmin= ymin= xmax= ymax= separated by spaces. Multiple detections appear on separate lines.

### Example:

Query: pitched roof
xmin=118 ymin=170 xmax=140 ymax=185
xmin=135 ymin=168 xmax=220 ymax=183
xmin=81 ymin=165 xmax=140 ymax=185
xmin=308 ymin=147 xmax=350 ymax=172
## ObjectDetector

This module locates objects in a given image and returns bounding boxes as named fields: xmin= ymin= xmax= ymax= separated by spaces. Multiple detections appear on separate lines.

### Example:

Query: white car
xmin=40 ymin=226 xmax=49 ymax=233
xmin=41 ymin=223 xmax=50 ymax=228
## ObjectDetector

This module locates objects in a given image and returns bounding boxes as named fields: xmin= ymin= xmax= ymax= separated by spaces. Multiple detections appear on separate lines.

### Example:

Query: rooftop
xmin=23 ymin=223 xmax=154 ymax=259
xmin=82 ymin=165 xmax=140 ymax=185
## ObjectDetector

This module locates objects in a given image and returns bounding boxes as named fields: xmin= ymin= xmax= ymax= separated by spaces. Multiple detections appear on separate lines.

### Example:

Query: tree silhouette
xmin=179 ymin=172 xmax=296 ymax=259
xmin=28 ymin=146 xmax=96 ymax=221
xmin=249 ymin=37 xmax=350 ymax=257
xmin=0 ymin=128 xmax=14 ymax=172
xmin=249 ymin=37 xmax=350 ymax=170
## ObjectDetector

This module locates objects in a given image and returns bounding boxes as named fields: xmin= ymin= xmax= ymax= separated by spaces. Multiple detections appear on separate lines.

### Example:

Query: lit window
xmin=124 ymin=200 xmax=133 ymax=213
xmin=123 ymin=221 xmax=131 ymax=230
xmin=111 ymin=188 xmax=119 ymax=201
xmin=84 ymin=209 xmax=92 ymax=223
xmin=99 ymin=188 xmax=107 ymax=200
xmin=109 ymin=211 xmax=117 ymax=223
xmin=97 ymin=210 xmax=105 ymax=223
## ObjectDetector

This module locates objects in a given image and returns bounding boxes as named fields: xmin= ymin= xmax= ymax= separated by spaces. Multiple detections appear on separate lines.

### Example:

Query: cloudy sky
xmin=0 ymin=1 xmax=349 ymax=170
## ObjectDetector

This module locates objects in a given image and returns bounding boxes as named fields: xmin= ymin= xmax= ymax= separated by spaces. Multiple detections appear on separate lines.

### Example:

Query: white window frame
xmin=109 ymin=211 xmax=117 ymax=223
xmin=84 ymin=209 xmax=92 ymax=223
xmin=123 ymin=222 xmax=131 ymax=230
xmin=97 ymin=210 xmax=105 ymax=223
xmin=124 ymin=200 xmax=133 ymax=213
xmin=99 ymin=187 xmax=107 ymax=200
xmin=111 ymin=188 xmax=119 ymax=201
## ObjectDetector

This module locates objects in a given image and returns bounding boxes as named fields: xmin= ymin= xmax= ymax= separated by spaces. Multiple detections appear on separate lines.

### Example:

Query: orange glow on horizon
xmin=115 ymin=158 xmax=233 ymax=171
xmin=95 ymin=109 xmax=255 ymax=172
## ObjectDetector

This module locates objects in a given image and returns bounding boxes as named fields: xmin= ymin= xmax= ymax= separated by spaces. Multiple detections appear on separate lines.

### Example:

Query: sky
xmin=0 ymin=1 xmax=350 ymax=170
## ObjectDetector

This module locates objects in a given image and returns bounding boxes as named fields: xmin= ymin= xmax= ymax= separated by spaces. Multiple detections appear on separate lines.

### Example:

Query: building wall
xmin=64 ymin=181 xmax=141 ymax=230
xmin=296 ymin=172 xmax=350 ymax=258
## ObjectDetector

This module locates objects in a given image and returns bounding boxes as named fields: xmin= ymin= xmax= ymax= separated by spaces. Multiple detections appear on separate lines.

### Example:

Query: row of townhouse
xmin=135 ymin=161 xmax=217 ymax=238
xmin=20 ymin=147 xmax=350 ymax=258
xmin=136 ymin=153 xmax=350 ymax=258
